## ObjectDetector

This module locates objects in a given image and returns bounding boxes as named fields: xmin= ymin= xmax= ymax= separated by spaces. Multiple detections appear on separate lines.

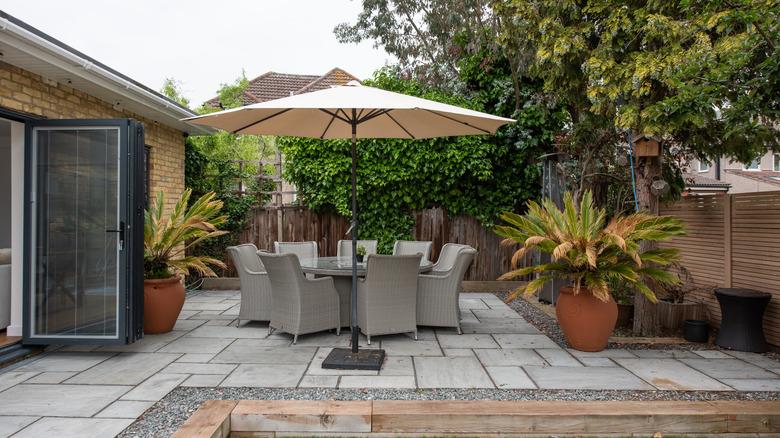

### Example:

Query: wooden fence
xmin=238 ymin=206 xmax=522 ymax=281
xmin=659 ymin=191 xmax=780 ymax=346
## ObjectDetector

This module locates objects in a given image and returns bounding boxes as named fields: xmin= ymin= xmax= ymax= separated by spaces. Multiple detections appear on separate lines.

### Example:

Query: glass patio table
xmin=299 ymin=256 xmax=433 ymax=327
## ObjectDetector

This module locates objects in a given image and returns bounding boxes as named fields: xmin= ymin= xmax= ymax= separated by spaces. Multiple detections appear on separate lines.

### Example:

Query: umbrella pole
xmin=321 ymin=110 xmax=385 ymax=371
xmin=350 ymin=117 xmax=359 ymax=354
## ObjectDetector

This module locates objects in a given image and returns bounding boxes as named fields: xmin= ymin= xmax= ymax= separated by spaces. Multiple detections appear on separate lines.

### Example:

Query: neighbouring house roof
xmin=205 ymin=68 xmax=360 ymax=108
xmin=683 ymin=172 xmax=731 ymax=192
xmin=0 ymin=10 xmax=211 ymax=134
xmin=723 ymin=169 xmax=780 ymax=187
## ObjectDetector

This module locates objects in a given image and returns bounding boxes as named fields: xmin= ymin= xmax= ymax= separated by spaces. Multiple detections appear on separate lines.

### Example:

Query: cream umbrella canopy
xmin=185 ymin=81 xmax=514 ymax=369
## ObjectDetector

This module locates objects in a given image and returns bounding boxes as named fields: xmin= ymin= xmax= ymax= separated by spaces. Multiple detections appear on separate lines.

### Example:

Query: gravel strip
xmin=119 ymin=386 xmax=780 ymax=438
xmin=498 ymin=292 xmax=780 ymax=361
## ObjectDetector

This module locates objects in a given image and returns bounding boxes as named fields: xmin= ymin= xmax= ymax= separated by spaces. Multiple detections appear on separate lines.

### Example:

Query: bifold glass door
xmin=24 ymin=119 xmax=144 ymax=345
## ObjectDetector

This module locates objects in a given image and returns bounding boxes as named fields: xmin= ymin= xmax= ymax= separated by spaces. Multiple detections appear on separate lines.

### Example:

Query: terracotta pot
xmin=555 ymin=286 xmax=618 ymax=352
xmin=144 ymin=276 xmax=185 ymax=334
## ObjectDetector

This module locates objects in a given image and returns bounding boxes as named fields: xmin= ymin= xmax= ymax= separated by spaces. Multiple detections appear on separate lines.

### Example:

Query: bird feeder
xmin=632 ymin=134 xmax=661 ymax=157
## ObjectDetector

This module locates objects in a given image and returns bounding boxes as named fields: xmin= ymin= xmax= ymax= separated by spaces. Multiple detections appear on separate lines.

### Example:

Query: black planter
xmin=683 ymin=319 xmax=709 ymax=343
xmin=356 ymin=254 xmax=364 ymax=263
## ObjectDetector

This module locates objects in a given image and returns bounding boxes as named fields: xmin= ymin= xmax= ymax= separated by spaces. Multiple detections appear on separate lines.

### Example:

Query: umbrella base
xmin=321 ymin=348 xmax=385 ymax=370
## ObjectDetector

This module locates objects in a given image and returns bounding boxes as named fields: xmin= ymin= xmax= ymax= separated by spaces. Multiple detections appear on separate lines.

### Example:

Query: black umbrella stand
xmin=322 ymin=109 xmax=386 ymax=370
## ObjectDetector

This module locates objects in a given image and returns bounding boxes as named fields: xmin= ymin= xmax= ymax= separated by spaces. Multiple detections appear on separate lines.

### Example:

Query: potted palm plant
xmin=144 ymin=189 xmax=227 ymax=334
xmin=495 ymin=191 xmax=685 ymax=352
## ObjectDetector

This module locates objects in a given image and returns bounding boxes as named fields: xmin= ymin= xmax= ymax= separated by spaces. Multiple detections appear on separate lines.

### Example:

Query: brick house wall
xmin=0 ymin=61 xmax=185 ymax=210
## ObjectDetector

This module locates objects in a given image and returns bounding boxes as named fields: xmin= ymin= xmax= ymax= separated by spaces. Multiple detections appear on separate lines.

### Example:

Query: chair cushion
xmin=0 ymin=248 xmax=10 ymax=265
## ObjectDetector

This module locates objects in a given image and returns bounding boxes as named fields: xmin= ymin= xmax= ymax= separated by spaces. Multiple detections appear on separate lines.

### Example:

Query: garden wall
xmin=659 ymin=191 xmax=780 ymax=346
xmin=238 ymin=206 xmax=523 ymax=281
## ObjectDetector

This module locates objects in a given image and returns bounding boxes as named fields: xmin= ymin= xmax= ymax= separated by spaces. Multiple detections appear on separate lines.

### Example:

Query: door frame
xmin=22 ymin=118 xmax=144 ymax=345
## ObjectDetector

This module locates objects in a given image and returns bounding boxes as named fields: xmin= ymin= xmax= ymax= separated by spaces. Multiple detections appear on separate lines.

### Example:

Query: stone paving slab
xmin=96 ymin=400 xmax=155 ymax=419
xmin=212 ymin=342 xmax=316 ymax=364
xmin=298 ymin=375 xmax=339 ymax=388
xmin=0 ymin=371 xmax=39 ymax=392
xmin=414 ymin=356 xmax=493 ymax=388
xmin=221 ymin=364 xmax=308 ymax=387
xmin=12 ymin=418 xmax=134 ymax=438
xmin=339 ymin=375 xmax=416 ymax=389
xmin=680 ymin=358 xmax=779 ymax=379
xmin=120 ymin=373 xmax=188 ymax=402
xmin=0 ymin=416 xmax=38 ymax=437
xmin=486 ymin=366 xmax=537 ymax=389
xmin=493 ymin=334 xmax=559 ymax=349
xmin=0 ymin=384 xmax=131 ymax=416
xmin=380 ymin=338 xmax=443 ymax=356
xmin=437 ymin=334 xmax=498 ymax=349
xmin=25 ymin=371 xmax=77 ymax=384
xmin=721 ymin=378 xmax=780 ymax=391
xmin=180 ymin=374 xmax=227 ymax=387
xmin=615 ymin=358 xmax=734 ymax=391
xmin=535 ymin=348 xmax=582 ymax=367
xmin=524 ymin=366 xmax=654 ymax=390
xmin=16 ymin=352 xmax=114 ymax=372
xmin=65 ymin=352 xmax=180 ymax=385
xmin=474 ymin=348 xmax=546 ymax=367
xmin=157 ymin=336 xmax=234 ymax=354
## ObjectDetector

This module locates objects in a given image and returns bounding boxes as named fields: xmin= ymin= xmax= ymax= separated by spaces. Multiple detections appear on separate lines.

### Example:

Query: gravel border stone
xmin=118 ymin=386 xmax=780 ymax=438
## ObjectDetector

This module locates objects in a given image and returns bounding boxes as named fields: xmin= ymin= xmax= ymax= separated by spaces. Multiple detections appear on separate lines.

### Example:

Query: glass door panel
xmin=32 ymin=127 xmax=120 ymax=338
xmin=25 ymin=119 xmax=144 ymax=345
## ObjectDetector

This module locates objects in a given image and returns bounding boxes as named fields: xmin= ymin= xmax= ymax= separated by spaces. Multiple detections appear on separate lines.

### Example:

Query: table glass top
xmin=299 ymin=256 xmax=432 ymax=275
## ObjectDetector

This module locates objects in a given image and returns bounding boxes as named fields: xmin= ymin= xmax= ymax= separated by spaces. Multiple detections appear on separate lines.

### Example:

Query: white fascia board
xmin=0 ymin=16 xmax=213 ymax=135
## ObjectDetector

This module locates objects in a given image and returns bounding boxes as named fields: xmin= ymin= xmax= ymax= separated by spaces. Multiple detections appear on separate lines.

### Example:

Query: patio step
xmin=175 ymin=399 xmax=780 ymax=437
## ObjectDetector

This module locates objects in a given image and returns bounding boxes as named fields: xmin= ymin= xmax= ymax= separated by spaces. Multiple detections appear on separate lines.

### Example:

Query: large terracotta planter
xmin=144 ymin=276 xmax=185 ymax=334
xmin=556 ymin=286 xmax=618 ymax=352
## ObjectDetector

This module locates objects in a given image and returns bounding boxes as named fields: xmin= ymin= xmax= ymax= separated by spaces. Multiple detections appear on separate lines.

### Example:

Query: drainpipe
xmin=715 ymin=156 xmax=721 ymax=180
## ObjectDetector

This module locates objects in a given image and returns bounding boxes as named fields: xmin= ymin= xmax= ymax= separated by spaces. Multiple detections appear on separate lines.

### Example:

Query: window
xmin=774 ymin=153 xmax=780 ymax=172
xmin=698 ymin=160 xmax=710 ymax=172
xmin=743 ymin=157 xmax=761 ymax=171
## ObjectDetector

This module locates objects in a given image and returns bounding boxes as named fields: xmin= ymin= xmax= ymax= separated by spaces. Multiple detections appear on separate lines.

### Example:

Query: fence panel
xmin=239 ymin=206 xmax=521 ymax=281
xmin=660 ymin=191 xmax=780 ymax=346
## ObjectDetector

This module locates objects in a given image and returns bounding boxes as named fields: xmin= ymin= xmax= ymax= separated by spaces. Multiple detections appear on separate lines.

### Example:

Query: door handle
xmin=106 ymin=221 xmax=126 ymax=249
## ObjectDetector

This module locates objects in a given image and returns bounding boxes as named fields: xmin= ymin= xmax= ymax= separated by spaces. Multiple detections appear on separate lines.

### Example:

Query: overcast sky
xmin=3 ymin=0 xmax=392 ymax=106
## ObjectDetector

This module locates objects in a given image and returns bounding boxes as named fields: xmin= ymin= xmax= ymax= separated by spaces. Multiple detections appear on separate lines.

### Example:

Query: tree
xmin=162 ymin=74 xmax=276 ymax=274
xmin=334 ymin=0 xmax=531 ymax=108
xmin=161 ymin=77 xmax=190 ymax=108
xmin=498 ymin=0 xmax=780 ymax=334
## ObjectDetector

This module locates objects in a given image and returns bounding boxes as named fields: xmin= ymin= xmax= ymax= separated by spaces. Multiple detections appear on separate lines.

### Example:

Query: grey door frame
xmin=22 ymin=118 xmax=144 ymax=345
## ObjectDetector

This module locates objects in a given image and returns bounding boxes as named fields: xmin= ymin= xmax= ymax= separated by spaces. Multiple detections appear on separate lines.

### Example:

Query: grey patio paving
xmin=0 ymin=290 xmax=779 ymax=438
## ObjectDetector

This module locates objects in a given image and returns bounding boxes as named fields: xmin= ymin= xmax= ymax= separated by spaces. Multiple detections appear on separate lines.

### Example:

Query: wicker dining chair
xmin=357 ymin=254 xmax=422 ymax=344
xmin=337 ymin=239 xmax=378 ymax=258
xmin=257 ymin=252 xmax=340 ymax=344
xmin=274 ymin=241 xmax=318 ymax=260
xmin=227 ymin=244 xmax=273 ymax=327
xmin=275 ymin=241 xmax=318 ymax=279
xmin=417 ymin=246 xmax=477 ymax=334
xmin=430 ymin=243 xmax=474 ymax=274
xmin=392 ymin=240 xmax=433 ymax=262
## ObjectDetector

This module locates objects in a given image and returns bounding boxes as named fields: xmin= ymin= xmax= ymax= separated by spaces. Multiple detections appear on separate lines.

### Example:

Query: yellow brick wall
xmin=0 ymin=61 xmax=185 ymax=211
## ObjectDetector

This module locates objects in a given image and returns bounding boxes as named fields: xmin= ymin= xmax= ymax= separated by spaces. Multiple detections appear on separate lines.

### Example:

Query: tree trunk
xmin=632 ymin=155 xmax=662 ymax=336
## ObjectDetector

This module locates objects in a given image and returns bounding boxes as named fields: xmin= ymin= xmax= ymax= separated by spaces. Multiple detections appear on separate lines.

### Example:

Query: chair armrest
xmin=304 ymin=276 xmax=338 ymax=296
xmin=419 ymin=272 xmax=449 ymax=281
xmin=243 ymin=268 xmax=267 ymax=276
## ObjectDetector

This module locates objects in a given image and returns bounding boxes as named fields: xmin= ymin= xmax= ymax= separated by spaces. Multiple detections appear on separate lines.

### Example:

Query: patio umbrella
xmin=185 ymin=81 xmax=514 ymax=369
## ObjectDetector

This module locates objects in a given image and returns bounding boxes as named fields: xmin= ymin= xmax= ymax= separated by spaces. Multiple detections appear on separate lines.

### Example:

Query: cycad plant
xmin=144 ymin=189 xmax=228 ymax=279
xmin=494 ymin=191 xmax=686 ymax=303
